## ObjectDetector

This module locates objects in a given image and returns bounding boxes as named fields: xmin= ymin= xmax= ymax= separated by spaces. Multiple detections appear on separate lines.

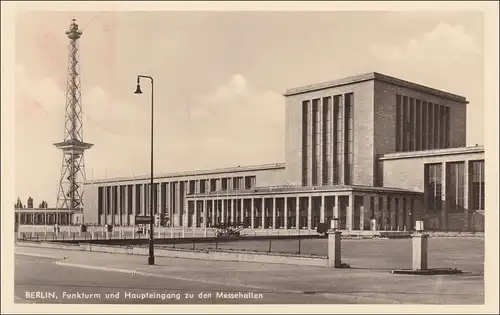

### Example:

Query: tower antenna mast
xmin=54 ymin=19 xmax=93 ymax=210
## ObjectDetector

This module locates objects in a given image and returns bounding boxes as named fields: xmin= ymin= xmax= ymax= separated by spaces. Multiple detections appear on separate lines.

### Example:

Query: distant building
xmin=27 ymin=72 xmax=487 ymax=231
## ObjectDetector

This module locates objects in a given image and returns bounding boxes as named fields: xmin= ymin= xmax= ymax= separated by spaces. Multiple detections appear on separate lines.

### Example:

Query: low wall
xmin=16 ymin=241 xmax=327 ymax=267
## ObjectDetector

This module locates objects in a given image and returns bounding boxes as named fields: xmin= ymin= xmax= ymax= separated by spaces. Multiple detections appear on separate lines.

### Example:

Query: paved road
xmin=14 ymin=245 xmax=484 ymax=304
xmin=14 ymin=253 xmax=349 ymax=304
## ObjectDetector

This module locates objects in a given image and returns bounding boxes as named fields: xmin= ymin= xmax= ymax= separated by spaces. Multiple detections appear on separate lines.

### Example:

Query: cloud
xmin=176 ymin=73 xmax=285 ymax=170
xmin=15 ymin=69 xmax=285 ymax=205
xmin=370 ymin=23 xmax=481 ymax=64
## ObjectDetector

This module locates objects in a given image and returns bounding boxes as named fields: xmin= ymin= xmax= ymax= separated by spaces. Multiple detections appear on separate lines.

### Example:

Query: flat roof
xmin=379 ymin=145 xmax=485 ymax=161
xmin=186 ymin=184 xmax=421 ymax=198
xmin=85 ymin=162 xmax=286 ymax=185
xmin=284 ymin=72 xmax=468 ymax=103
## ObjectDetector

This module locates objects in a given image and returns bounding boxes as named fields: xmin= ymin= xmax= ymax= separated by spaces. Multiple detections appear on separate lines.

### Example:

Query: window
xmin=312 ymin=99 xmax=320 ymax=186
xmin=334 ymin=95 xmax=343 ymax=184
xmin=446 ymin=162 xmax=465 ymax=213
xmin=344 ymin=93 xmax=354 ymax=184
xmin=470 ymin=160 xmax=485 ymax=210
xmin=322 ymin=97 xmax=331 ymax=185
xmin=415 ymin=99 xmax=421 ymax=150
xmin=396 ymin=95 xmax=450 ymax=152
xmin=396 ymin=95 xmax=402 ymax=151
xmin=98 ymin=187 xmax=103 ymax=215
xmin=425 ymin=163 xmax=442 ymax=213
xmin=301 ymin=101 xmax=310 ymax=186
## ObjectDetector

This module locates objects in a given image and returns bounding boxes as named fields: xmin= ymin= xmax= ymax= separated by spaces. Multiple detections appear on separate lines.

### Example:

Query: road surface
xmin=14 ymin=245 xmax=484 ymax=304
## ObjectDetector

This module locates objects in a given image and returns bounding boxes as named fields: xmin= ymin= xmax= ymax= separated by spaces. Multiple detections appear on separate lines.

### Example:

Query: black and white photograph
xmin=1 ymin=1 xmax=498 ymax=313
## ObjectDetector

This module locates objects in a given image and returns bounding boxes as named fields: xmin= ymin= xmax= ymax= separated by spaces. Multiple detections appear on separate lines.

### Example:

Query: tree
xmin=27 ymin=196 xmax=34 ymax=208
xmin=39 ymin=200 xmax=48 ymax=208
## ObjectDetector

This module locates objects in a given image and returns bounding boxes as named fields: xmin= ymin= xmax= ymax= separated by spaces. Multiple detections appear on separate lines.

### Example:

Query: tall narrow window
xmin=409 ymin=98 xmax=415 ymax=151
xmin=470 ymin=160 xmax=485 ymax=210
xmin=425 ymin=163 xmax=442 ymax=213
xmin=344 ymin=93 xmax=354 ymax=184
xmin=434 ymin=103 xmax=440 ymax=149
xmin=402 ymin=96 xmax=409 ymax=152
xmin=396 ymin=95 xmax=402 ymax=152
xmin=301 ymin=101 xmax=309 ymax=186
xmin=428 ymin=102 xmax=434 ymax=149
xmin=415 ymin=99 xmax=421 ymax=151
xmin=445 ymin=106 xmax=451 ymax=148
xmin=334 ymin=95 xmax=343 ymax=184
xmin=311 ymin=99 xmax=320 ymax=186
xmin=98 ymin=187 xmax=103 ymax=216
xmin=447 ymin=162 xmax=465 ymax=213
xmin=422 ymin=101 xmax=428 ymax=149
xmin=322 ymin=97 xmax=331 ymax=185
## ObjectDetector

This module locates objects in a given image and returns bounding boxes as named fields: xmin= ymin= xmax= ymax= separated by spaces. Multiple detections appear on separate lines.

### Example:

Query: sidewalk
xmin=15 ymin=244 xmax=484 ymax=304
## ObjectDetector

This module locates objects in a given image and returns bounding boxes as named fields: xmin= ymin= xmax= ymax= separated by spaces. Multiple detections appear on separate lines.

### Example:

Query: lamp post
xmin=134 ymin=74 xmax=155 ymax=265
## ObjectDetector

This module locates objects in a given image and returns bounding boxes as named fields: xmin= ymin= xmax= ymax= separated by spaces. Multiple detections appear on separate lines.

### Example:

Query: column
xmin=361 ymin=195 xmax=370 ymax=231
xmin=463 ymin=160 xmax=469 ymax=231
xmin=390 ymin=197 xmax=397 ymax=230
xmin=117 ymin=185 xmax=122 ymax=226
xmin=221 ymin=198 xmax=226 ymax=224
xmin=261 ymin=198 xmax=265 ymax=229
xmin=307 ymin=196 xmax=312 ymax=229
xmin=110 ymin=186 xmax=115 ymax=225
xmin=182 ymin=199 xmax=188 ymax=228
xmin=441 ymin=161 xmax=447 ymax=231
xmin=160 ymin=183 xmax=166 ymax=225
xmin=203 ymin=199 xmax=207 ymax=228
xmin=230 ymin=198 xmax=235 ymax=224
xmin=194 ymin=200 xmax=198 ymax=228
xmin=240 ymin=199 xmax=244 ymax=226
xmin=284 ymin=197 xmax=288 ymax=230
xmin=320 ymin=195 xmax=325 ymax=223
xmin=333 ymin=195 xmax=339 ymax=219
xmin=124 ymin=185 xmax=129 ymax=225
xmin=211 ymin=200 xmax=216 ymax=226
xmin=347 ymin=194 xmax=353 ymax=231
xmin=374 ymin=196 xmax=380 ymax=230
xmin=132 ymin=185 xmax=137 ymax=221
xmin=295 ymin=197 xmax=300 ymax=230
xmin=140 ymin=184 xmax=145 ymax=216
xmin=175 ymin=182 xmax=180 ymax=226
xmin=272 ymin=197 xmax=276 ymax=229
xmin=381 ymin=196 xmax=388 ymax=230
xmin=251 ymin=198 xmax=255 ymax=229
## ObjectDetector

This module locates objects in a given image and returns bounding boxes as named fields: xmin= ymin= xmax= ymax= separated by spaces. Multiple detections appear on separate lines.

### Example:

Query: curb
xmin=15 ymin=252 xmax=63 ymax=260
xmin=390 ymin=268 xmax=463 ymax=275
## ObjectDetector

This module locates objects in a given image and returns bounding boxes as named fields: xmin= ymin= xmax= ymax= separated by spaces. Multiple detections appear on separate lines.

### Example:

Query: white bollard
xmin=412 ymin=234 xmax=428 ymax=270
xmin=327 ymin=230 xmax=342 ymax=268
xmin=327 ymin=219 xmax=343 ymax=268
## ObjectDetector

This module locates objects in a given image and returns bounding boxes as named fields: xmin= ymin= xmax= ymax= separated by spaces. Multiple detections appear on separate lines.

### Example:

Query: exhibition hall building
xmin=82 ymin=72 xmax=485 ymax=232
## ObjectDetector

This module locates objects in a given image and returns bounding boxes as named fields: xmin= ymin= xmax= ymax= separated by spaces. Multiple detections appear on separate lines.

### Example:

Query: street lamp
xmin=134 ymin=74 xmax=155 ymax=265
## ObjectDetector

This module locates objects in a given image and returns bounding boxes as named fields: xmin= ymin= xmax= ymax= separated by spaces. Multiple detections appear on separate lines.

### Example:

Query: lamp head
xmin=134 ymin=83 xmax=143 ymax=94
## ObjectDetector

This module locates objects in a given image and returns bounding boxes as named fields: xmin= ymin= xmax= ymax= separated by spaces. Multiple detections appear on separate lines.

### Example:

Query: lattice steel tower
xmin=54 ymin=19 xmax=93 ymax=209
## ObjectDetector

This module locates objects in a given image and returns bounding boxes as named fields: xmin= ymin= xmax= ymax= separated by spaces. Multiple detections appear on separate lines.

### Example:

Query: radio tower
xmin=54 ymin=19 xmax=93 ymax=210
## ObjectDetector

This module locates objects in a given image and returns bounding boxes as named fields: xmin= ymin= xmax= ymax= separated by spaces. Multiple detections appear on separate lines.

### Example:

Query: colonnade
xmin=187 ymin=193 xmax=420 ymax=231
xmin=15 ymin=211 xmax=73 ymax=225
xmin=98 ymin=189 xmax=422 ymax=231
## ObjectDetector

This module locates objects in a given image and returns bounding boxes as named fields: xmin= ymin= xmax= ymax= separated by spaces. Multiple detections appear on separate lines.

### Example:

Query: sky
xmin=13 ymin=9 xmax=485 ymax=207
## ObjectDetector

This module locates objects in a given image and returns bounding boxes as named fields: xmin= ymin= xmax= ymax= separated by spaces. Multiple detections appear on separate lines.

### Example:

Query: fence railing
xmin=16 ymin=231 xmax=325 ymax=256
